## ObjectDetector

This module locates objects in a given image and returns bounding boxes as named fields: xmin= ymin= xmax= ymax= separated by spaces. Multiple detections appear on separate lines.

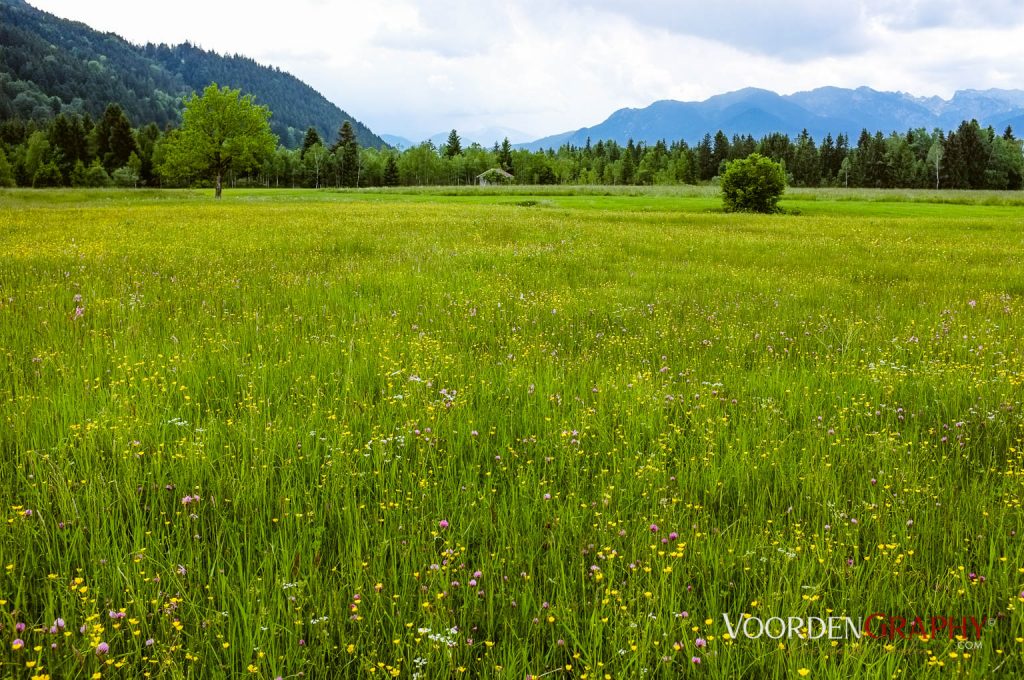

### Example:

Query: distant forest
xmin=0 ymin=105 xmax=1021 ymax=191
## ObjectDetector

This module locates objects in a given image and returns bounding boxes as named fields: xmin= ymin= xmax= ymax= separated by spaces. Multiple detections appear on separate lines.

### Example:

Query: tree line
xmin=0 ymin=100 xmax=1021 ymax=190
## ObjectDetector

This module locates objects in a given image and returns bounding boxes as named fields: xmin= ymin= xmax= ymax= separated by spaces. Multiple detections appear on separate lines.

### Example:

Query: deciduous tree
xmin=926 ymin=137 xmax=944 ymax=189
xmin=720 ymin=153 xmax=786 ymax=213
xmin=159 ymin=83 xmax=277 ymax=198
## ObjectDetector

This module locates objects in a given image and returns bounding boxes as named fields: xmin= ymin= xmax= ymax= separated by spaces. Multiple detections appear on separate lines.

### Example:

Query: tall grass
xmin=1 ymin=190 xmax=1022 ymax=679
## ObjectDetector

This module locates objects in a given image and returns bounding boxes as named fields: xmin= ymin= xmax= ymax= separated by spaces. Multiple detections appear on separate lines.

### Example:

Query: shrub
xmin=72 ymin=160 xmax=112 ymax=187
xmin=32 ymin=161 xmax=64 ymax=188
xmin=720 ymin=153 xmax=786 ymax=213
xmin=112 ymin=166 xmax=139 ymax=188
xmin=0 ymin=148 xmax=14 ymax=187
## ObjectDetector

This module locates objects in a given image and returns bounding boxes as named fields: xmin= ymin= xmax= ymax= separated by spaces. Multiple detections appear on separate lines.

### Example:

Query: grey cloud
xmin=532 ymin=0 xmax=1024 ymax=62
xmin=373 ymin=33 xmax=491 ymax=58
xmin=868 ymin=0 xmax=1024 ymax=30
xmin=537 ymin=1 xmax=873 ymax=61
xmin=371 ymin=1 xmax=512 ymax=58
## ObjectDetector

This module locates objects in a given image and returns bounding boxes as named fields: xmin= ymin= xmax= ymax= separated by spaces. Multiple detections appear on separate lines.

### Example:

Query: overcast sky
xmin=26 ymin=0 xmax=1024 ymax=142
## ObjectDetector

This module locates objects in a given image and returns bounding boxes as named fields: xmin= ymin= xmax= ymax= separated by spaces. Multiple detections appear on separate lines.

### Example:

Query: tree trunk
xmin=215 ymin=172 xmax=223 ymax=199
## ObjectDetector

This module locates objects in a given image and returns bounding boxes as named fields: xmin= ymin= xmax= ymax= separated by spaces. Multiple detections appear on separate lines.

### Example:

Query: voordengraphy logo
xmin=722 ymin=614 xmax=989 ymax=642
xmin=722 ymin=614 xmax=864 ymax=641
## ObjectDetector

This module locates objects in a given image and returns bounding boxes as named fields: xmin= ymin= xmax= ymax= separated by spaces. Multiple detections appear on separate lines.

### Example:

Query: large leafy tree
xmin=985 ymin=135 xmax=1024 ymax=189
xmin=303 ymin=142 xmax=327 ymax=188
xmin=160 ymin=84 xmax=277 ymax=197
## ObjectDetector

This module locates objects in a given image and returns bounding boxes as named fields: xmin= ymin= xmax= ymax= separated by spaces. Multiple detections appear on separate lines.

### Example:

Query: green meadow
xmin=1 ymin=187 xmax=1023 ymax=679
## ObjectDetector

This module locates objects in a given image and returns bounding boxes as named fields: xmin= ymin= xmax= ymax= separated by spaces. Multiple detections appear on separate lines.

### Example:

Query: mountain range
xmin=0 ymin=0 xmax=385 ymax=148
xmin=383 ymin=126 xmax=534 ymax=151
xmin=521 ymin=87 xmax=1024 ymax=150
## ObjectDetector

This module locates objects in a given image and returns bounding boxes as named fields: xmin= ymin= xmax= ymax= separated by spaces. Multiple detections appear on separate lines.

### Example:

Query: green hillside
xmin=0 ymin=0 xmax=386 ymax=148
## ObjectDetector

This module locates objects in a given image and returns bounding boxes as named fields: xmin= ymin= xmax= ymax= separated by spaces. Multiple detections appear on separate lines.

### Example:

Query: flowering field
xmin=1 ymin=188 xmax=1023 ymax=679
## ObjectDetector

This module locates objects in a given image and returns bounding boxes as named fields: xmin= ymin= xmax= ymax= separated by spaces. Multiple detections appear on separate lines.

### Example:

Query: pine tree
xmin=869 ymin=132 xmax=889 ymax=187
xmin=49 ymin=114 xmax=88 ymax=183
xmin=383 ymin=154 xmax=399 ymax=186
xmin=696 ymin=133 xmax=714 ymax=181
xmin=757 ymin=133 xmax=793 ymax=169
xmin=884 ymin=132 xmax=916 ymax=188
xmin=135 ymin=123 xmax=162 ymax=186
xmin=944 ymin=120 xmax=988 ymax=189
xmin=619 ymin=149 xmax=635 ymax=185
xmin=334 ymin=121 xmax=360 ymax=187
xmin=711 ymin=130 xmax=730 ymax=175
xmin=443 ymin=129 xmax=462 ymax=158
xmin=106 ymin=114 xmax=138 ymax=173
xmin=729 ymin=134 xmax=756 ymax=160
xmin=301 ymin=127 xmax=322 ymax=159
xmin=791 ymin=129 xmax=820 ymax=187
xmin=818 ymin=133 xmax=838 ymax=184
xmin=91 ymin=105 xmax=119 ymax=167
xmin=93 ymin=104 xmax=138 ymax=173
xmin=497 ymin=138 xmax=513 ymax=173
xmin=850 ymin=129 xmax=872 ymax=186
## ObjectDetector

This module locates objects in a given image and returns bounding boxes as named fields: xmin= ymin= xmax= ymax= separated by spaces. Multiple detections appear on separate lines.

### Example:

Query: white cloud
xmin=24 ymin=0 xmax=1024 ymax=140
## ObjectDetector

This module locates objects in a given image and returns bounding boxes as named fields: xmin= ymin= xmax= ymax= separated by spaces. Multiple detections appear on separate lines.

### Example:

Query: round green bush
xmin=720 ymin=153 xmax=786 ymax=213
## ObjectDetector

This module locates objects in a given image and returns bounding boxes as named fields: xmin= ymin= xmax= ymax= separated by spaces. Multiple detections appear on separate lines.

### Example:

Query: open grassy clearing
xmin=6 ymin=184 xmax=1024 ymax=223
xmin=1 ymin=187 xmax=1023 ymax=679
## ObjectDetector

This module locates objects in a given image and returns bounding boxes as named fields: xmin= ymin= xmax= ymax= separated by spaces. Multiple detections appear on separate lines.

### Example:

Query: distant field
xmin=1 ymin=187 xmax=1023 ymax=679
